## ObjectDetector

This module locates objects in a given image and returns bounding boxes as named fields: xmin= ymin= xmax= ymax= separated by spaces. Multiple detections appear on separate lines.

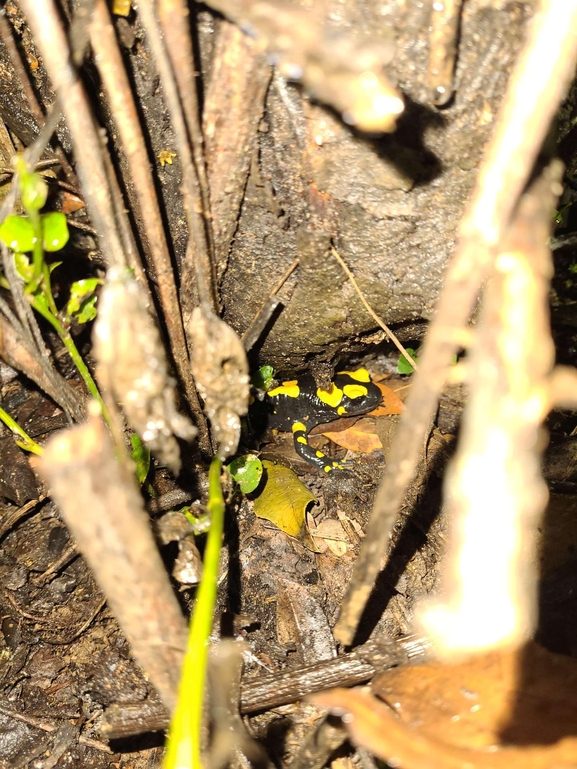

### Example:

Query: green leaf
xmin=0 ymin=216 xmax=36 ymax=252
xmin=32 ymin=293 xmax=50 ymax=314
xmin=131 ymin=434 xmax=151 ymax=485
xmin=183 ymin=507 xmax=211 ymax=535
xmin=66 ymin=278 xmax=102 ymax=323
xmin=252 ymin=460 xmax=316 ymax=536
xmin=20 ymin=172 xmax=48 ymax=213
xmin=41 ymin=212 xmax=69 ymax=252
xmin=14 ymin=252 xmax=34 ymax=283
xmin=398 ymin=348 xmax=418 ymax=375
xmin=227 ymin=454 xmax=263 ymax=493
xmin=76 ymin=295 xmax=98 ymax=323
xmin=251 ymin=365 xmax=276 ymax=391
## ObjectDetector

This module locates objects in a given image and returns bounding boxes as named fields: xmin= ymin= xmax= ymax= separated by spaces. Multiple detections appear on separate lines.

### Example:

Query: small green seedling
xmin=66 ymin=278 xmax=103 ymax=324
xmin=0 ymin=157 xmax=109 ymax=425
xmin=398 ymin=347 xmax=458 ymax=375
xmin=398 ymin=347 xmax=419 ymax=375
xmin=227 ymin=453 xmax=263 ymax=493
xmin=130 ymin=434 xmax=151 ymax=485
xmin=183 ymin=507 xmax=211 ymax=535
xmin=251 ymin=365 xmax=276 ymax=392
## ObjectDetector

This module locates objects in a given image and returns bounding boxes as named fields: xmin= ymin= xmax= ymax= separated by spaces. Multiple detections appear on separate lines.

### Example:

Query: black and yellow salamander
xmin=263 ymin=368 xmax=382 ymax=473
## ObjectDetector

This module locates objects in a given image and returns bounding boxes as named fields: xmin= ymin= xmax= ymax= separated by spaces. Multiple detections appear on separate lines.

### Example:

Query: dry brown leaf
xmin=60 ymin=191 xmax=85 ymax=214
xmin=322 ymin=418 xmax=382 ymax=454
xmin=310 ymin=519 xmax=349 ymax=557
xmin=310 ymin=643 xmax=577 ymax=769
xmin=370 ymin=381 xmax=406 ymax=416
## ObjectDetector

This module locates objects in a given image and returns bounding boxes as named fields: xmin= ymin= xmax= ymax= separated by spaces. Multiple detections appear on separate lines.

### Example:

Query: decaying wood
xmin=335 ymin=0 xmax=577 ymax=646
xmin=40 ymin=409 xmax=188 ymax=713
xmin=100 ymin=635 xmax=429 ymax=739
xmin=203 ymin=20 xmax=271 ymax=278
xmin=202 ymin=0 xmax=403 ymax=133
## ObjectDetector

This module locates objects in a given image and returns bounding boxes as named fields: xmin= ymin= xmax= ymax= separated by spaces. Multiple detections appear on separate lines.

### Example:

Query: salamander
xmin=263 ymin=368 xmax=382 ymax=473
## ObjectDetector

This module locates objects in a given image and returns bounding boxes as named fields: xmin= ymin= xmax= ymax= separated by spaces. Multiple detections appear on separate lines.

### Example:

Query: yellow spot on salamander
xmin=268 ymin=380 xmax=300 ymax=398
xmin=337 ymin=406 xmax=346 ymax=415
xmin=324 ymin=466 xmax=332 ymax=473
xmin=317 ymin=383 xmax=343 ymax=408
xmin=292 ymin=422 xmax=307 ymax=433
xmin=338 ymin=368 xmax=371 ymax=382
xmin=343 ymin=383 xmax=368 ymax=400
xmin=297 ymin=436 xmax=308 ymax=444
xmin=315 ymin=450 xmax=325 ymax=458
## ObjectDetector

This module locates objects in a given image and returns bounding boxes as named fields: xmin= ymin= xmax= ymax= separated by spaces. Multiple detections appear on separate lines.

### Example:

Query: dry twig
xmin=41 ymin=407 xmax=187 ymax=712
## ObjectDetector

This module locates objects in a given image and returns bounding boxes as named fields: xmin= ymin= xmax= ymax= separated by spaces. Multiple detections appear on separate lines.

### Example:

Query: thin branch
xmin=418 ymin=161 xmax=560 ymax=655
xmin=330 ymin=247 xmax=418 ymax=371
xmin=41 ymin=408 xmax=188 ymax=712
xmin=136 ymin=0 xmax=218 ymax=314
xmin=89 ymin=1 xmax=199 ymax=424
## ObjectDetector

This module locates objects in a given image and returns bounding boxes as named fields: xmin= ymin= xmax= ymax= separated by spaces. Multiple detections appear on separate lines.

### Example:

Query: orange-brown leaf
xmin=321 ymin=418 xmax=382 ymax=454
xmin=311 ymin=644 xmax=577 ymax=769
xmin=61 ymin=192 xmax=86 ymax=215
xmin=370 ymin=381 xmax=406 ymax=416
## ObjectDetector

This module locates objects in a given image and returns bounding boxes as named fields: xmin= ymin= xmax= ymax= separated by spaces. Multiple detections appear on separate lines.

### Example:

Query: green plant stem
xmin=29 ymin=210 xmax=43 ymax=280
xmin=163 ymin=456 xmax=225 ymax=769
xmin=30 ymin=296 xmax=110 ymax=425
xmin=0 ymin=405 xmax=43 ymax=455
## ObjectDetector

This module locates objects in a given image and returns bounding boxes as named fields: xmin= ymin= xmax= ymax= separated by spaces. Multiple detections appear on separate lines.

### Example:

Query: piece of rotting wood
xmin=41 ymin=406 xmax=187 ymax=713
xmin=202 ymin=0 xmax=403 ymax=133
xmin=335 ymin=0 xmax=577 ymax=646
xmin=101 ymin=635 xmax=429 ymax=738
xmin=202 ymin=19 xmax=272 ymax=277
xmin=0 ymin=9 xmax=76 ymax=183
xmin=157 ymin=0 xmax=213 ymax=229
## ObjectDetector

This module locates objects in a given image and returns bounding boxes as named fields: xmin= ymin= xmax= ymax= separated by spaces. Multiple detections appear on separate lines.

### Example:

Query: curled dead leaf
xmin=252 ymin=460 xmax=316 ymax=538
xmin=311 ymin=644 xmax=577 ymax=769
xmin=189 ymin=306 xmax=249 ymax=459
